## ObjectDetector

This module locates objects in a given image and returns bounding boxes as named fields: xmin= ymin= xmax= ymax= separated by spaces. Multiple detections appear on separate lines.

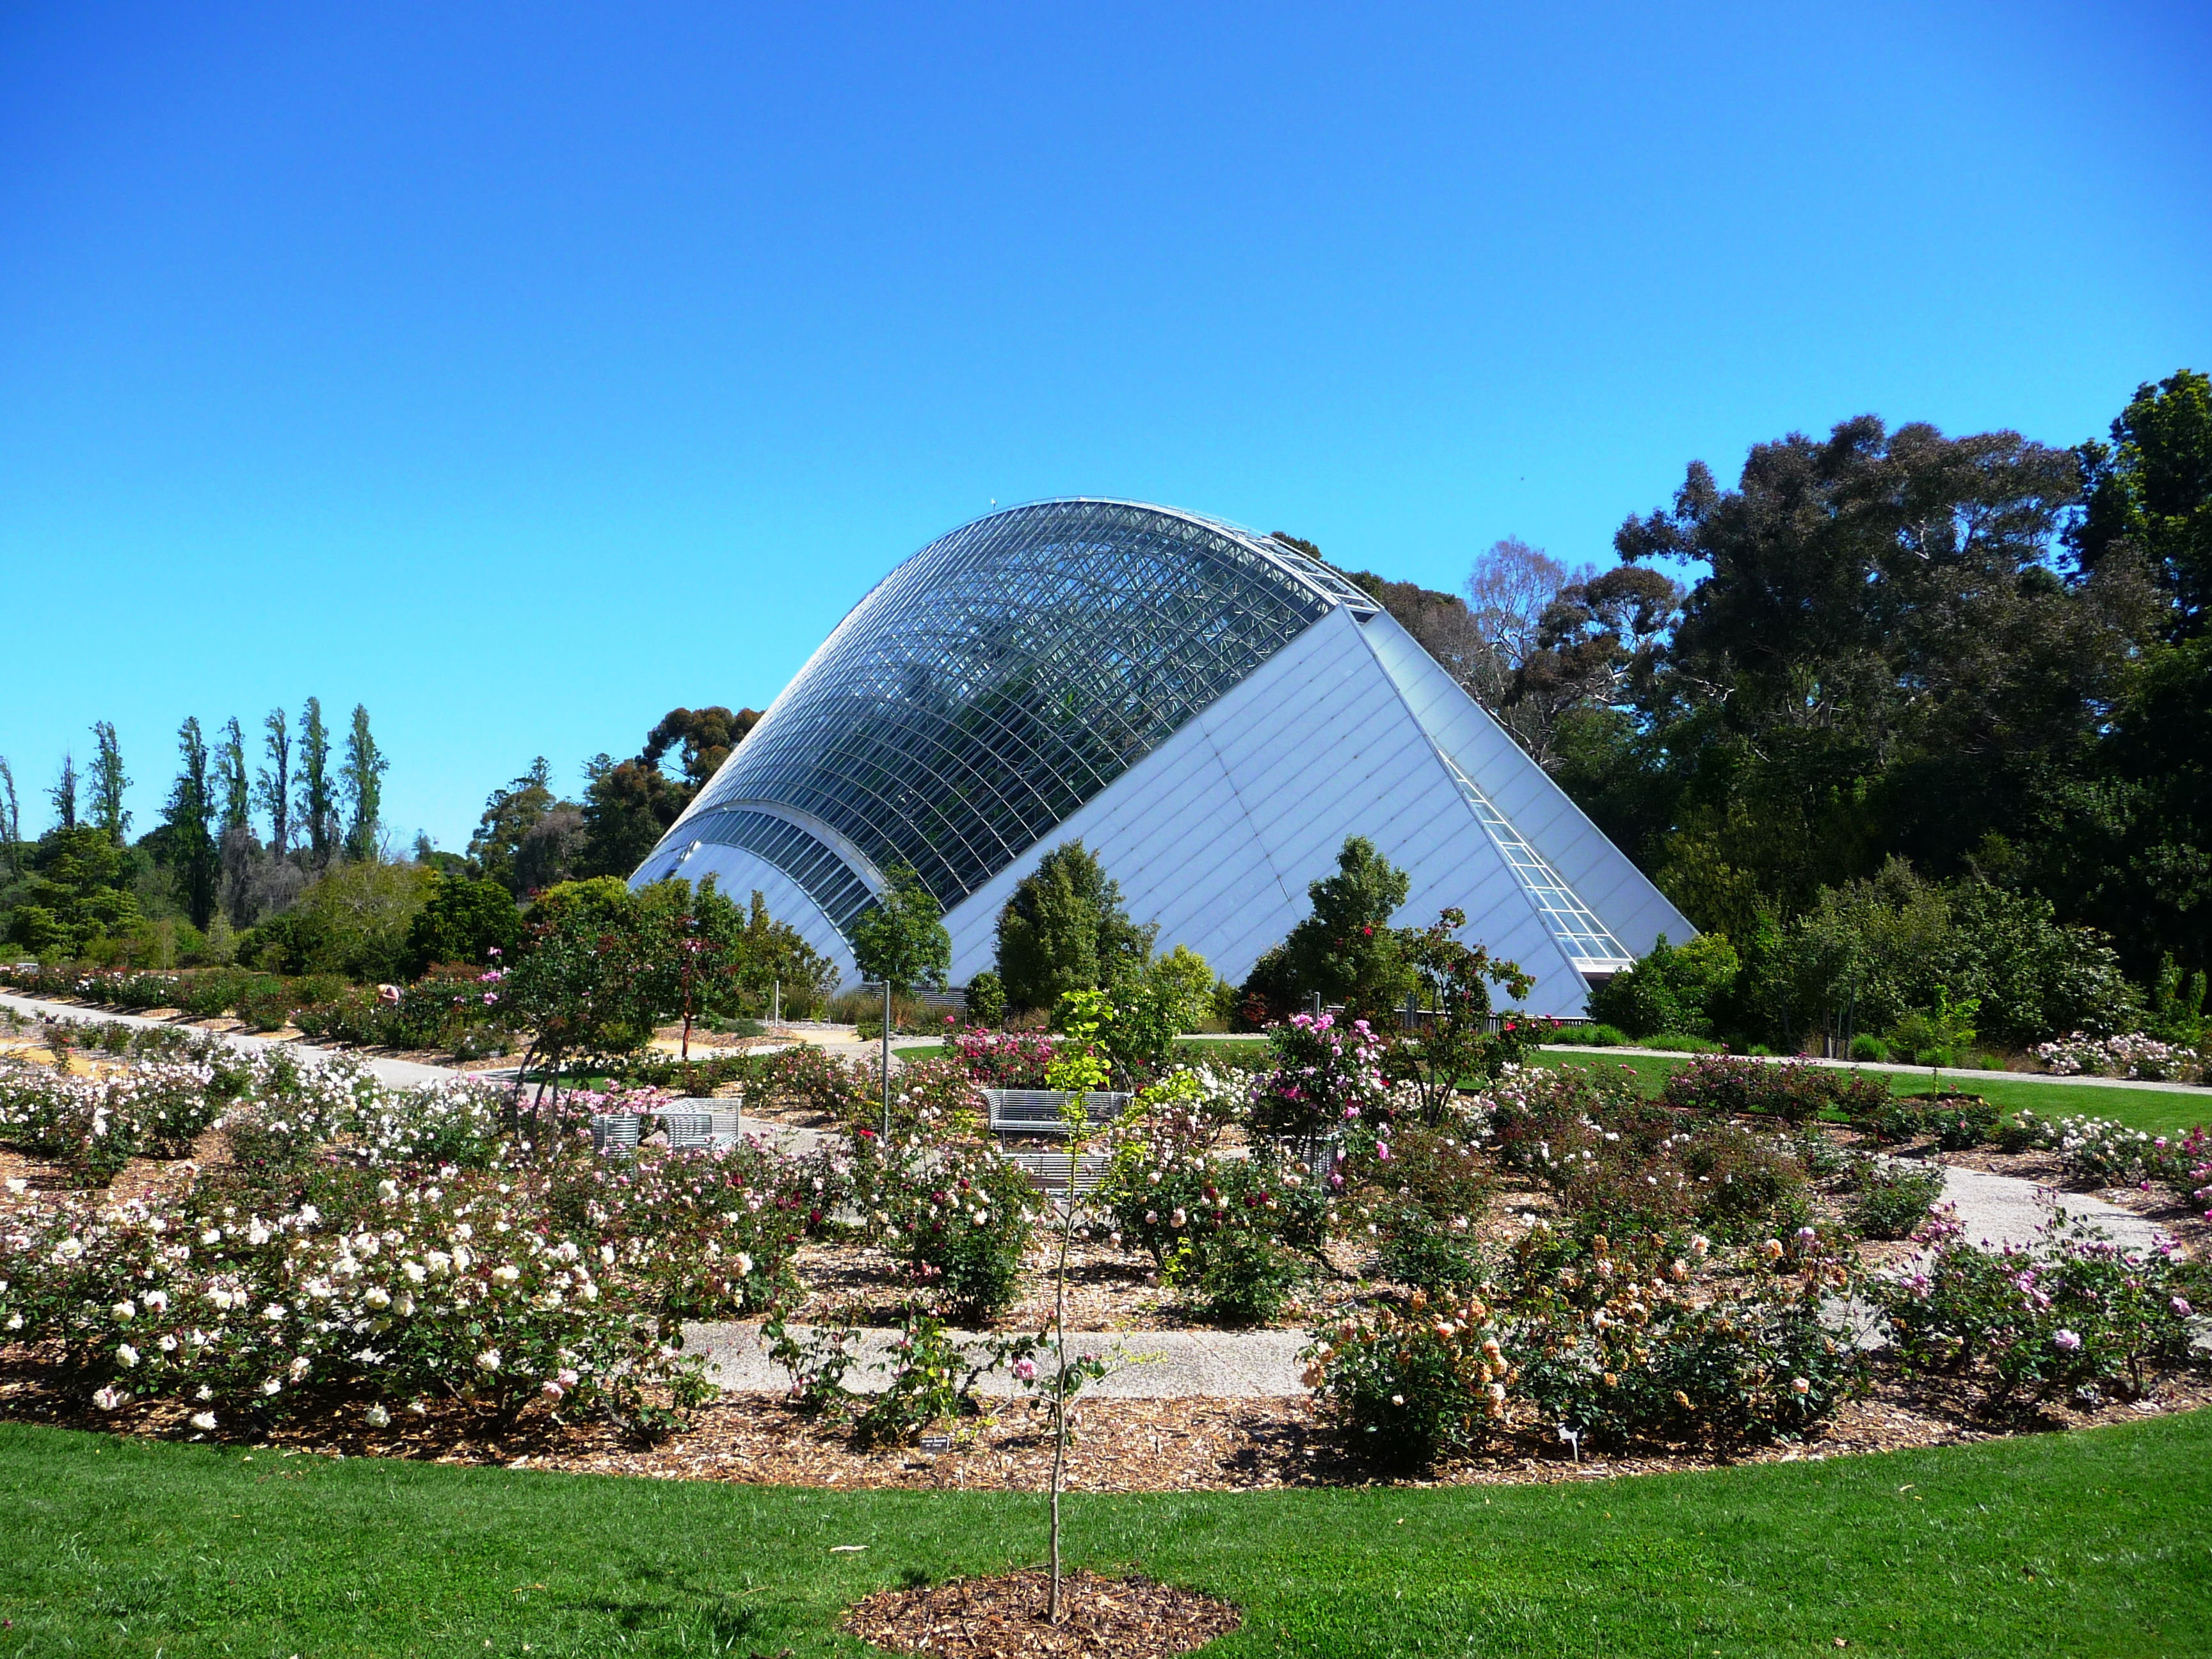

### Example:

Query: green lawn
xmin=895 ymin=1041 xmax=2209 ymax=1137
xmin=1 ymin=1413 xmax=2207 ymax=1656
xmin=1528 ymin=1050 xmax=2212 ymax=1136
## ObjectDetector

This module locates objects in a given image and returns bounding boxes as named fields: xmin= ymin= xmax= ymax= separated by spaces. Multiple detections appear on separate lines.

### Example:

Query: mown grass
xmin=894 ymin=1040 xmax=2208 ymax=1136
xmin=1525 ymin=1050 xmax=2211 ymax=1136
xmin=1 ymin=1411 xmax=2207 ymax=1656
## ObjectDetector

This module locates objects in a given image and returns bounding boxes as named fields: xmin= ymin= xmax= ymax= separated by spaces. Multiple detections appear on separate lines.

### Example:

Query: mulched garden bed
xmin=4 ymin=1349 xmax=2204 ymax=1494
xmin=846 ymin=1569 xmax=1239 ymax=1658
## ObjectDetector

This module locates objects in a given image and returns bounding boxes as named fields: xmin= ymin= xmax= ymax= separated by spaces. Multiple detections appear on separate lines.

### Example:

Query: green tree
xmin=296 ymin=698 xmax=336 ymax=865
xmin=1605 ymin=413 xmax=2148 ymax=934
xmin=88 ymin=723 xmax=131 ymax=845
xmin=161 ymin=717 xmax=218 ymax=932
xmin=993 ymin=842 xmax=1155 ymax=1010
xmin=263 ymin=859 xmax=432 ymax=981
xmin=216 ymin=718 xmax=252 ymax=835
xmin=341 ymin=703 xmax=387 ymax=861
xmin=1275 ymin=835 xmax=1416 ymax=1020
xmin=401 ymin=869 xmax=522 ymax=977
xmin=5 ymin=826 xmax=143 ymax=956
xmin=851 ymin=863 xmax=952 ymax=994
xmin=575 ymin=707 xmax=760 ymax=880
xmin=48 ymin=753 xmax=77 ymax=832
xmin=2073 ymin=368 xmax=2212 ymax=640
xmin=469 ymin=759 xmax=558 ymax=894
xmin=256 ymin=707 xmax=292 ymax=856
xmin=503 ymin=877 xmax=668 ymax=1097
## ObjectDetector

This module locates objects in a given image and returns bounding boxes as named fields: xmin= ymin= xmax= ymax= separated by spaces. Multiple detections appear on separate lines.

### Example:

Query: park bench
xmin=980 ymin=1088 xmax=1130 ymax=1137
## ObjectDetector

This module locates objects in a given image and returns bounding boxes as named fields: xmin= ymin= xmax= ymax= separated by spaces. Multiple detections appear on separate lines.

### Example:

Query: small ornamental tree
xmin=1393 ymin=908 xmax=1535 ymax=1123
xmin=502 ymin=878 xmax=662 ymax=1106
xmin=851 ymin=863 xmax=951 ymax=994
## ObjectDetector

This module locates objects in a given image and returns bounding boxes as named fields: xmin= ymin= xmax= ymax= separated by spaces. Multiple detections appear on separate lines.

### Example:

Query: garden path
xmin=0 ymin=992 xmax=458 ymax=1087
xmin=684 ymin=1164 xmax=2181 ymax=1397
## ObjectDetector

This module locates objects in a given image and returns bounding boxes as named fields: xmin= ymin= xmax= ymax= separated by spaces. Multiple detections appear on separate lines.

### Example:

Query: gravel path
xmin=0 ymin=991 xmax=459 ymax=1087
xmin=679 ymin=1321 xmax=1315 ymax=1399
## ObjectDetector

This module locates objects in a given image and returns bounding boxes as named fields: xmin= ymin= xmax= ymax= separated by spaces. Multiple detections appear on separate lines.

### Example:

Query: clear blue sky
xmin=3 ymin=1 xmax=2206 ymax=852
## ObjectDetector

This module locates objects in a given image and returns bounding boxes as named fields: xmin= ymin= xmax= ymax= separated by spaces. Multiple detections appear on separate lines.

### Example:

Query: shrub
xmin=1303 ymin=1288 xmax=1512 ymax=1470
xmin=1250 ymin=1011 xmax=1390 ymax=1139
xmin=0 ymin=1169 xmax=711 ymax=1438
xmin=950 ymin=1027 xmax=1059 ymax=1088
xmin=962 ymin=970 xmax=1007 ymax=1028
xmin=1179 ymin=1226 xmax=1305 ymax=1326
xmin=1880 ymin=1209 xmax=2206 ymax=1413
xmin=1660 ymin=1055 xmax=1886 ymax=1125
xmin=0 ymin=1059 xmax=230 ymax=1182
xmin=1852 ymin=1162 xmax=1944 ymax=1240
xmin=2033 ymin=1032 xmax=2202 ymax=1084
xmin=1583 ymin=933 xmax=1740 ymax=1040
xmin=1375 ymin=1203 xmax=1486 ymax=1294
xmin=1924 ymin=1095 xmax=2001 ymax=1151
xmin=292 ymin=992 xmax=394 ymax=1048
xmin=1848 ymin=1034 xmax=1888 ymax=1062
xmin=864 ymin=1137 xmax=1038 ymax=1323
xmin=1500 ymin=1227 xmax=1861 ymax=1450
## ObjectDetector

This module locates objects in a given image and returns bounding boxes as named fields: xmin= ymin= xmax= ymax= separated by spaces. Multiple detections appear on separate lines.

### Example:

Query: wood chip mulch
xmin=844 ymin=1569 xmax=1239 ymax=1658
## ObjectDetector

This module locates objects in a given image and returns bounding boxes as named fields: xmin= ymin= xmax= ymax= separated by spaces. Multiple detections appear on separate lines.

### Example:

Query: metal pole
xmin=879 ymin=979 xmax=892 ymax=1142
xmin=771 ymin=977 xmax=780 ymax=1027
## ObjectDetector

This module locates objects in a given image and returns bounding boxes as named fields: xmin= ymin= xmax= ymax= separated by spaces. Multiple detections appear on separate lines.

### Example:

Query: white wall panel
xmin=652 ymin=843 xmax=860 ymax=986
xmin=941 ymin=609 xmax=1603 ymax=1017
xmin=1359 ymin=609 xmax=1697 ymax=957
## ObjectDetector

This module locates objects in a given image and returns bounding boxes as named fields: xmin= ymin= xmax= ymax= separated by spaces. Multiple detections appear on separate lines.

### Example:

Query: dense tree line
xmin=1320 ymin=371 xmax=2210 ymax=1045
xmin=1 ymin=698 xmax=389 ymax=966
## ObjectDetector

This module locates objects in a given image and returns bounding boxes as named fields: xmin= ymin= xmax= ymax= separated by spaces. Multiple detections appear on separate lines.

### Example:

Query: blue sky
xmin=2 ymin=1 xmax=2206 ymax=851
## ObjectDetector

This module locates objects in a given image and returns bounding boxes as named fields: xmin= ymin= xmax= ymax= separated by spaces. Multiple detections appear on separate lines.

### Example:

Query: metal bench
xmin=981 ymin=1088 xmax=1130 ymax=1137
xmin=999 ymin=1148 xmax=1114 ymax=1196
xmin=590 ymin=1112 xmax=643 ymax=1154
xmin=1258 ymin=1132 xmax=1346 ymax=1182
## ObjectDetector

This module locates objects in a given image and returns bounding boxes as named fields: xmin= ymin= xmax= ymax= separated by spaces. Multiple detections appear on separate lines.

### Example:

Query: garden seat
xmin=660 ymin=1111 xmax=715 ymax=1150
xmin=999 ymin=1148 xmax=1112 ymax=1196
xmin=665 ymin=1096 xmax=745 ymax=1146
xmin=981 ymin=1088 xmax=1130 ymax=1137
xmin=591 ymin=1113 xmax=642 ymax=1154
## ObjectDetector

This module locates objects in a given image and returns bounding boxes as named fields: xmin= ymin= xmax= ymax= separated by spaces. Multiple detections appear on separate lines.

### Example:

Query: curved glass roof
xmin=654 ymin=499 xmax=1375 ymax=929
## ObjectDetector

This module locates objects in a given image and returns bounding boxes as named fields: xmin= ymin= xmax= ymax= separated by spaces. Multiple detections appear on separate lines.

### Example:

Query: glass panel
xmin=658 ymin=500 xmax=1357 ymax=929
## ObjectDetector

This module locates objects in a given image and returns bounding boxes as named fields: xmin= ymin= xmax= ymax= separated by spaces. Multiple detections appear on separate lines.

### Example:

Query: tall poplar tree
xmin=88 ymin=723 xmax=132 ymax=844
xmin=296 ymin=698 xmax=336 ymax=865
xmin=163 ymin=717 xmax=218 ymax=931
xmin=256 ymin=707 xmax=293 ymax=856
xmin=341 ymin=703 xmax=387 ymax=862
xmin=49 ymin=753 xmax=77 ymax=831
xmin=216 ymin=718 xmax=252 ymax=833
xmin=0 ymin=755 xmax=20 ymax=876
